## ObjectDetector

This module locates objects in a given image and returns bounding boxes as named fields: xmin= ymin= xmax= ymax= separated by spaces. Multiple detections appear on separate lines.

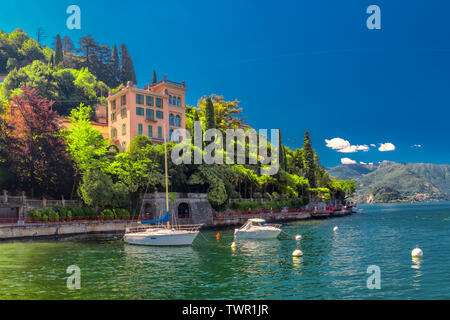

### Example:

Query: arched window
xmin=177 ymin=97 xmax=181 ymax=106
xmin=175 ymin=115 xmax=181 ymax=127
xmin=169 ymin=113 xmax=174 ymax=126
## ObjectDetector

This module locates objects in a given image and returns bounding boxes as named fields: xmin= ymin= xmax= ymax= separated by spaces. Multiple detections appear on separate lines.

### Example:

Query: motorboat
xmin=234 ymin=218 xmax=282 ymax=239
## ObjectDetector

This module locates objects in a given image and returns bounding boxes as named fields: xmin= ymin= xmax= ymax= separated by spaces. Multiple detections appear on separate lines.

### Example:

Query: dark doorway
xmin=142 ymin=203 xmax=154 ymax=220
xmin=178 ymin=203 xmax=190 ymax=219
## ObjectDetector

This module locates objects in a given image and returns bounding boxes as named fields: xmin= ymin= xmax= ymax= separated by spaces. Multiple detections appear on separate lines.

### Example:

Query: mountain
xmin=327 ymin=162 xmax=450 ymax=203
xmin=326 ymin=163 xmax=376 ymax=180
xmin=364 ymin=186 xmax=406 ymax=203
xmin=406 ymin=163 xmax=450 ymax=195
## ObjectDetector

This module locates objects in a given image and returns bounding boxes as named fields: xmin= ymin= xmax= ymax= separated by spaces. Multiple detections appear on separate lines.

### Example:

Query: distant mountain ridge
xmin=327 ymin=161 xmax=450 ymax=203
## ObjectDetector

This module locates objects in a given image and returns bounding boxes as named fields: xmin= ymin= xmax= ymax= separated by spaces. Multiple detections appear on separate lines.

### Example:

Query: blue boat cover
xmin=141 ymin=211 xmax=170 ymax=224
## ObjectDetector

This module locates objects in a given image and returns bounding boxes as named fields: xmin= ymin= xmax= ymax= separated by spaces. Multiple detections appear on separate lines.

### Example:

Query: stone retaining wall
xmin=0 ymin=221 xmax=137 ymax=241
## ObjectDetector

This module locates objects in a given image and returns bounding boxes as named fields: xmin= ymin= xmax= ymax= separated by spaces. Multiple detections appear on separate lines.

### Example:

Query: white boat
xmin=123 ymin=125 xmax=202 ymax=246
xmin=234 ymin=218 xmax=282 ymax=239
xmin=123 ymin=224 xmax=201 ymax=246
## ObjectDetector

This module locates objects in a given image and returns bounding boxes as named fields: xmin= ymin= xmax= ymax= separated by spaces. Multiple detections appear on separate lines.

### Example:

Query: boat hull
xmin=124 ymin=230 xmax=199 ymax=246
xmin=234 ymin=229 xmax=281 ymax=239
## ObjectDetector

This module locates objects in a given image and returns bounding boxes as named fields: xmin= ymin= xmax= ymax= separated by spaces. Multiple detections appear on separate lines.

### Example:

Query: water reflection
xmin=292 ymin=257 xmax=302 ymax=270
xmin=411 ymin=257 xmax=422 ymax=270
xmin=1 ymin=203 xmax=449 ymax=299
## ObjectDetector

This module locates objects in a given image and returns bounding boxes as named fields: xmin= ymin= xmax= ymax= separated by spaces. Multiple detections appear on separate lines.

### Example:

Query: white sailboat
xmin=123 ymin=126 xmax=202 ymax=246
xmin=234 ymin=218 xmax=282 ymax=239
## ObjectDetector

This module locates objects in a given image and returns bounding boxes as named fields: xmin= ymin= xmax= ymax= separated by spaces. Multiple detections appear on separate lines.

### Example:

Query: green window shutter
xmin=148 ymin=125 xmax=153 ymax=137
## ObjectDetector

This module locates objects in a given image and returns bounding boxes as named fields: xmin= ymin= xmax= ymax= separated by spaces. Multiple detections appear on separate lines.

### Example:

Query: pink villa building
xmin=107 ymin=76 xmax=187 ymax=152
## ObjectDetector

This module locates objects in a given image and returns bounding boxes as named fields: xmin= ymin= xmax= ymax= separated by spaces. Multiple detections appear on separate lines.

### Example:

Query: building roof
xmin=107 ymin=78 xmax=187 ymax=101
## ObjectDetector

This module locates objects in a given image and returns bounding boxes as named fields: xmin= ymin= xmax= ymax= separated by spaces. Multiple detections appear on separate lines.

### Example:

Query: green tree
xmin=54 ymin=34 xmax=64 ymax=66
xmin=63 ymin=104 xmax=110 ymax=172
xmin=303 ymin=130 xmax=316 ymax=188
xmin=278 ymin=128 xmax=287 ymax=172
xmin=152 ymin=70 xmax=157 ymax=84
xmin=119 ymin=44 xmax=137 ymax=85
xmin=79 ymin=169 xmax=129 ymax=209
xmin=109 ymin=135 xmax=164 ymax=211
xmin=110 ymin=44 xmax=119 ymax=86
xmin=193 ymin=95 xmax=247 ymax=134
xmin=204 ymin=97 xmax=216 ymax=130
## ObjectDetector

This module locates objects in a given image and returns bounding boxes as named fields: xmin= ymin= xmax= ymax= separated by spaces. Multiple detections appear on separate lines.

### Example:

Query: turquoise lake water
xmin=0 ymin=202 xmax=449 ymax=299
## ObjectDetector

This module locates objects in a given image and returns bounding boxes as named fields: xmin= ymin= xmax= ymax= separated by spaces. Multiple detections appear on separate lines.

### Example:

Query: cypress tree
xmin=152 ymin=70 xmax=157 ymax=84
xmin=302 ymin=130 xmax=316 ymax=188
xmin=110 ymin=44 xmax=119 ymax=85
xmin=278 ymin=128 xmax=287 ymax=172
xmin=204 ymin=97 xmax=216 ymax=130
xmin=119 ymin=44 xmax=137 ymax=85
xmin=54 ymin=34 xmax=64 ymax=66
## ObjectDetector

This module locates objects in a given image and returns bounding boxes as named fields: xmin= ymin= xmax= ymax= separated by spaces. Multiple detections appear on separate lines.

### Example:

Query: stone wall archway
xmin=178 ymin=202 xmax=190 ymax=219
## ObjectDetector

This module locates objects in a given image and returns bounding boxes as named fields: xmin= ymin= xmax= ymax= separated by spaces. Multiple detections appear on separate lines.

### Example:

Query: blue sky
xmin=1 ymin=0 xmax=450 ymax=167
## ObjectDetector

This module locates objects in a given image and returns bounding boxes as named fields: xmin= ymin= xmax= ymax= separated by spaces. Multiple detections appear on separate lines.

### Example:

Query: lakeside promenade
xmin=0 ymin=207 xmax=354 ymax=241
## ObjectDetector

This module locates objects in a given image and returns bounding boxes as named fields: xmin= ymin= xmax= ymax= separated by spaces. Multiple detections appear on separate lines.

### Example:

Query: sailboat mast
xmin=163 ymin=125 xmax=170 ymax=229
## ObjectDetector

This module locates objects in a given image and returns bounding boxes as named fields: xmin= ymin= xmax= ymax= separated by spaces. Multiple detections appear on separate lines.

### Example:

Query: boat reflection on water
xmin=123 ymin=241 xmax=200 ymax=274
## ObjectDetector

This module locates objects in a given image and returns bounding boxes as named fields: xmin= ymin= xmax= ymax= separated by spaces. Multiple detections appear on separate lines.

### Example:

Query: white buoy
xmin=292 ymin=249 xmax=303 ymax=257
xmin=231 ymin=242 xmax=236 ymax=249
xmin=411 ymin=247 xmax=423 ymax=257
xmin=333 ymin=226 xmax=339 ymax=232
xmin=295 ymin=234 xmax=302 ymax=241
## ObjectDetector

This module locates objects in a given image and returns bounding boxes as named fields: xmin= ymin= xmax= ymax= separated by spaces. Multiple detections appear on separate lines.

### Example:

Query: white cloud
xmin=325 ymin=138 xmax=350 ymax=150
xmin=379 ymin=143 xmax=396 ymax=152
xmin=370 ymin=144 xmax=376 ymax=147
xmin=360 ymin=161 xmax=366 ymax=164
xmin=341 ymin=157 xmax=357 ymax=165
xmin=325 ymin=138 xmax=370 ymax=153
xmin=411 ymin=144 xmax=422 ymax=148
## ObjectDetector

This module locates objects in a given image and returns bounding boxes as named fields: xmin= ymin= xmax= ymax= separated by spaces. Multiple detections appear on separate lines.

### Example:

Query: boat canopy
xmin=141 ymin=211 xmax=170 ymax=224
xmin=248 ymin=218 xmax=266 ymax=223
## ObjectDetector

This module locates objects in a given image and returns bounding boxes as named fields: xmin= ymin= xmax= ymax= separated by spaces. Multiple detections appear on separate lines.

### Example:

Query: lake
xmin=0 ymin=202 xmax=449 ymax=299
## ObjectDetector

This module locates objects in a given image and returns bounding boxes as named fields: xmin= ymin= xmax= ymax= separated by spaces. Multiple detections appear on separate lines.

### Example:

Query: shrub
xmin=101 ymin=209 xmax=115 ymax=220
xmin=44 ymin=209 xmax=59 ymax=222
xmin=42 ymin=214 xmax=49 ymax=223
xmin=54 ymin=206 xmax=69 ymax=218
xmin=70 ymin=206 xmax=84 ymax=217
xmin=82 ymin=207 xmax=97 ymax=217
xmin=263 ymin=192 xmax=272 ymax=200
xmin=32 ymin=210 xmax=41 ymax=218
xmin=271 ymin=192 xmax=279 ymax=200
xmin=253 ymin=192 xmax=262 ymax=199
xmin=114 ymin=208 xmax=130 ymax=220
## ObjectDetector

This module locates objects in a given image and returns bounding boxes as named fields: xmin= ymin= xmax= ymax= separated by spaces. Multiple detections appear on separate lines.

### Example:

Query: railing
xmin=215 ymin=207 xmax=311 ymax=217
xmin=0 ymin=216 xmax=139 ymax=227
xmin=0 ymin=196 xmax=82 ymax=208
xmin=213 ymin=210 xmax=314 ymax=220
xmin=150 ymin=79 xmax=185 ymax=88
